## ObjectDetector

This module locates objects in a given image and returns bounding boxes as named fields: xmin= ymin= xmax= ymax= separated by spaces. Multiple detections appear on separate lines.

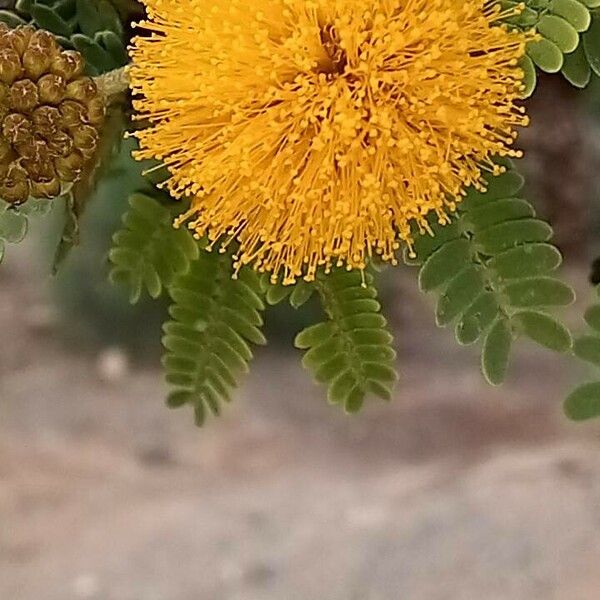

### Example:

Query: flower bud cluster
xmin=0 ymin=24 xmax=105 ymax=204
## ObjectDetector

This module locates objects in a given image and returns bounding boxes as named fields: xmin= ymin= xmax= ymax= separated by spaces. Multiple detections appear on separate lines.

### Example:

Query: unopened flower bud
xmin=27 ymin=30 xmax=60 ymax=58
xmin=30 ymin=177 xmax=60 ymax=199
xmin=0 ymin=135 xmax=11 ymax=161
xmin=23 ymin=48 xmax=52 ymax=80
xmin=32 ymin=105 xmax=61 ymax=135
xmin=22 ymin=155 xmax=55 ymax=182
xmin=46 ymin=131 xmax=73 ymax=157
xmin=4 ymin=27 xmax=34 ymax=55
xmin=2 ymin=112 xmax=33 ymax=144
xmin=59 ymin=99 xmax=88 ymax=127
xmin=54 ymin=150 xmax=84 ymax=182
xmin=65 ymin=77 xmax=97 ymax=103
xmin=0 ymin=82 xmax=8 ymax=119
xmin=71 ymin=124 xmax=98 ymax=158
xmin=50 ymin=50 xmax=84 ymax=80
xmin=0 ymin=48 xmax=23 ymax=84
xmin=38 ymin=74 xmax=66 ymax=105
xmin=15 ymin=137 xmax=46 ymax=159
xmin=9 ymin=79 xmax=39 ymax=113
xmin=0 ymin=162 xmax=29 ymax=205
xmin=86 ymin=97 xmax=106 ymax=126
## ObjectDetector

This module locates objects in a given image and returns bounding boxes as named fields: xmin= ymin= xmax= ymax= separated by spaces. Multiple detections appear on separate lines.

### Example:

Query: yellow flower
xmin=130 ymin=0 xmax=530 ymax=284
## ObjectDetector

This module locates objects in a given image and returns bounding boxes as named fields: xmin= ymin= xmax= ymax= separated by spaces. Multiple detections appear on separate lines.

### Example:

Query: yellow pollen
xmin=130 ymin=0 xmax=532 ymax=284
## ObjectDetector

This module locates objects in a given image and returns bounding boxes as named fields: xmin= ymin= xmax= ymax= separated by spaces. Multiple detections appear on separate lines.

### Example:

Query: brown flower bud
xmin=0 ymin=81 xmax=8 ymax=119
xmin=0 ymin=48 xmax=23 ymax=84
xmin=86 ymin=96 xmax=106 ymax=126
xmin=0 ymin=27 xmax=105 ymax=202
xmin=0 ymin=135 xmax=11 ymax=162
xmin=9 ymin=79 xmax=39 ymax=113
xmin=71 ymin=124 xmax=98 ymax=158
xmin=46 ymin=131 xmax=73 ymax=157
xmin=65 ymin=77 xmax=97 ymax=103
xmin=22 ymin=48 xmax=52 ymax=80
xmin=4 ymin=27 xmax=34 ymax=55
xmin=54 ymin=150 xmax=84 ymax=182
xmin=0 ymin=162 xmax=30 ymax=205
xmin=32 ymin=105 xmax=61 ymax=136
xmin=50 ymin=50 xmax=84 ymax=81
xmin=2 ymin=113 xmax=33 ymax=145
xmin=27 ymin=30 xmax=60 ymax=58
xmin=30 ymin=177 xmax=60 ymax=199
xmin=37 ymin=74 xmax=66 ymax=105
xmin=15 ymin=136 xmax=45 ymax=159
xmin=59 ymin=99 xmax=88 ymax=127
xmin=23 ymin=154 xmax=55 ymax=182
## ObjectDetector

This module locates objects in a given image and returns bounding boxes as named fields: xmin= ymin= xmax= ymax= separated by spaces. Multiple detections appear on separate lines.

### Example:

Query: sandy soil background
xmin=1 ymin=238 xmax=599 ymax=600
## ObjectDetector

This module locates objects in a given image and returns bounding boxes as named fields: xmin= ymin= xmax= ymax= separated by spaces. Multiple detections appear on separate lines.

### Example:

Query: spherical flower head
xmin=131 ymin=0 xmax=530 ymax=284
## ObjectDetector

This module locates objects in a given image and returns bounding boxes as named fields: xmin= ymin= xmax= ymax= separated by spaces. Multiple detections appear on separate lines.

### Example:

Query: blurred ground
xmin=1 ymin=240 xmax=600 ymax=600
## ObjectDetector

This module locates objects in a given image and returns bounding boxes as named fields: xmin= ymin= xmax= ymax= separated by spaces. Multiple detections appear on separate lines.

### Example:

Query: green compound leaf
xmin=163 ymin=253 xmax=266 ymax=426
xmin=500 ymin=0 xmax=596 ymax=90
xmin=562 ymin=44 xmax=593 ymax=87
xmin=512 ymin=310 xmax=573 ymax=352
xmin=289 ymin=280 xmax=315 ymax=308
xmin=418 ymin=238 xmax=471 ymax=292
xmin=584 ymin=304 xmax=600 ymax=332
xmin=409 ymin=162 xmax=573 ymax=385
xmin=564 ymin=287 xmax=600 ymax=421
xmin=537 ymin=14 xmax=579 ymax=53
xmin=583 ymin=11 xmax=600 ymax=76
xmin=573 ymin=335 xmax=600 ymax=366
xmin=109 ymin=193 xmax=199 ymax=304
xmin=482 ymin=317 xmax=513 ymax=386
xmin=502 ymin=277 xmax=575 ymax=308
xmin=29 ymin=3 xmax=73 ymax=36
xmin=295 ymin=269 xmax=398 ymax=413
xmin=456 ymin=291 xmax=501 ymax=346
xmin=527 ymin=37 xmax=564 ymax=73
xmin=520 ymin=55 xmax=537 ymax=98
xmin=564 ymin=382 xmax=600 ymax=421
xmin=474 ymin=218 xmax=553 ymax=254
xmin=0 ymin=10 xmax=28 ymax=27
xmin=487 ymin=244 xmax=563 ymax=279
xmin=467 ymin=198 xmax=535 ymax=229
xmin=436 ymin=265 xmax=485 ymax=326
xmin=551 ymin=0 xmax=592 ymax=32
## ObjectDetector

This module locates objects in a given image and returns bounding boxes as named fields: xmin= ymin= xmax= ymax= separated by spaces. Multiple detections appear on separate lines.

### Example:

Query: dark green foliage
xmin=109 ymin=192 xmax=199 ymax=303
xmin=564 ymin=381 xmax=600 ymax=420
xmin=162 ymin=252 xmax=266 ymax=425
xmin=564 ymin=286 xmax=600 ymax=420
xmin=583 ymin=10 xmax=600 ymax=76
xmin=482 ymin=317 xmax=512 ymax=385
xmin=4 ymin=0 xmax=127 ymax=74
xmin=499 ymin=0 xmax=598 ymax=93
xmin=408 ymin=163 xmax=574 ymax=385
xmin=295 ymin=269 xmax=398 ymax=413
xmin=512 ymin=310 xmax=572 ymax=352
